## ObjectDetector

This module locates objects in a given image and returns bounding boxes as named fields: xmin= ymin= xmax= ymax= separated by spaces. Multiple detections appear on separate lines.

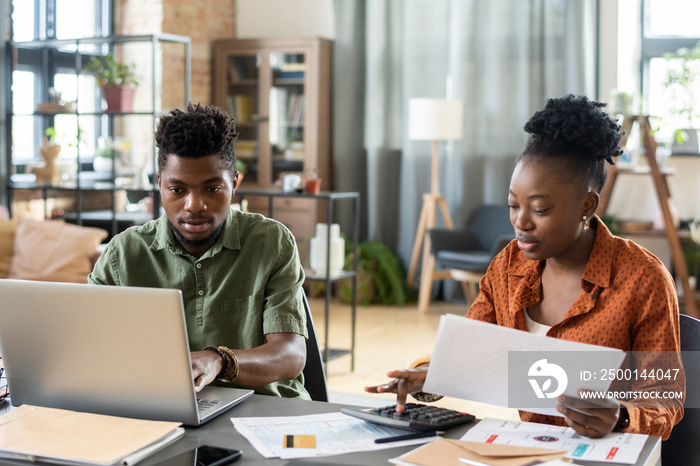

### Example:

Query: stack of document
xmin=0 ymin=405 xmax=184 ymax=465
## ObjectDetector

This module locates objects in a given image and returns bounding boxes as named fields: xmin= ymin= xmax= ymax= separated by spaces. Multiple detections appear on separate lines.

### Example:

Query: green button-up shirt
xmin=88 ymin=207 xmax=309 ymax=399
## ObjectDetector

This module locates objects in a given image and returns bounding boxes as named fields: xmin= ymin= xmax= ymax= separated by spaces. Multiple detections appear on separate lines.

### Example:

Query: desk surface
xmin=0 ymin=395 xmax=660 ymax=466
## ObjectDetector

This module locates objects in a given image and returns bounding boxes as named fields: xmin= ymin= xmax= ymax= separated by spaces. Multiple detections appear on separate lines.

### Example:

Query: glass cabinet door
xmin=269 ymin=52 xmax=306 ymax=183
xmin=215 ymin=38 xmax=329 ymax=193
xmin=225 ymin=53 xmax=260 ymax=184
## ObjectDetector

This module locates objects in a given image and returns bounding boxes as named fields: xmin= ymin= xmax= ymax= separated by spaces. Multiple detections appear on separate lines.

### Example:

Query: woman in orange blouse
xmin=367 ymin=94 xmax=684 ymax=440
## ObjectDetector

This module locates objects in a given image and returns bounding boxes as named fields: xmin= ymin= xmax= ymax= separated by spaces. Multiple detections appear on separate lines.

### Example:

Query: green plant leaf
xmin=340 ymin=239 xmax=409 ymax=306
xmin=85 ymin=52 xmax=139 ymax=87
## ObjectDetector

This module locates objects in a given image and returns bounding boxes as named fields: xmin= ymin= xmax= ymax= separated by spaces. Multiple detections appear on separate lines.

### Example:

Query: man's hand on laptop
xmin=191 ymin=350 xmax=224 ymax=392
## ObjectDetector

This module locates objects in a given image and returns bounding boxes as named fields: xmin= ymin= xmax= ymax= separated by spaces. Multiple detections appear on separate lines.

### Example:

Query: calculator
xmin=340 ymin=403 xmax=475 ymax=432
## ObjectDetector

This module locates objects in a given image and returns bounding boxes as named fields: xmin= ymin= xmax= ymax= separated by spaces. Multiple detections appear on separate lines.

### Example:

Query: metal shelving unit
xmin=236 ymin=187 xmax=360 ymax=371
xmin=5 ymin=34 xmax=191 ymax=237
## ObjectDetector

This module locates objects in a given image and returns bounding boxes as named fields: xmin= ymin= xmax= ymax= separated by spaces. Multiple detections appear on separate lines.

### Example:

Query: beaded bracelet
xmin=202 ymin=346 xmax=229 ymax=379
xmin=218 ymin=346 xmax=240 ymax=382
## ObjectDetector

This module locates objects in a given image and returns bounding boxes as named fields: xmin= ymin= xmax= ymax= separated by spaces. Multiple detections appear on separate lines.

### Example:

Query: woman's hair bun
xmin=524 ymin=94 xmax=622 ymax=164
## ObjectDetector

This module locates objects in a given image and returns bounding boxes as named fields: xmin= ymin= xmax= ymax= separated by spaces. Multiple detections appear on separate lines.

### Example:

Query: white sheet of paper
xmin=231 ymin=412 xmax=438 ymax=460
xmin=423 ymin=314 xmax=626 ymax=416
xmin=462 ymin=418 xmax=647 ymax=464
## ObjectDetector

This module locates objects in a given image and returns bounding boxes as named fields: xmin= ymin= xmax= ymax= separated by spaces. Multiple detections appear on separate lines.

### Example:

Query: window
xmin=641 ymin=0 xmax=700 ymax=143
xmin=10 ymin=0 xmax=111 ymax=162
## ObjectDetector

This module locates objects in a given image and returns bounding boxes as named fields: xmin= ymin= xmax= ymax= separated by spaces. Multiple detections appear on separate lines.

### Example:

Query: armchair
xmin=421 ymin=205 xmax=513 ymax=310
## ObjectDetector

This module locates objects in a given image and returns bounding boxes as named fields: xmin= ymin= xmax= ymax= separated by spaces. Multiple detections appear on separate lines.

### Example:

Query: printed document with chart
xmin=462 ymin=418 xmax=650 ymax=464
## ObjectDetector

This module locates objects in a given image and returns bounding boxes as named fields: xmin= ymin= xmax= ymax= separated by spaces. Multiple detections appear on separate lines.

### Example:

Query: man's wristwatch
xmin=615 ymin=406 xmax=630 ymax=431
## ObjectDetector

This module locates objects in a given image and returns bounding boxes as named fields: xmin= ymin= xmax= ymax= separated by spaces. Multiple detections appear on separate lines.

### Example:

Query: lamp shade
xmin=408 ymin=98 xmax=463 ymax=141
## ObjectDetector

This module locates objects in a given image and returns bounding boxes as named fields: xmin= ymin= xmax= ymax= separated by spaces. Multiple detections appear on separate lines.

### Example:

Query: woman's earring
xmin=582 ymin=215 xmax=590 ymax=231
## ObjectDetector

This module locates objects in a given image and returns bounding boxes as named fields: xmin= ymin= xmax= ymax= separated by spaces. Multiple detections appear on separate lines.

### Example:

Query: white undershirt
xmin=524 ymin=308 xmax=552 ymax=336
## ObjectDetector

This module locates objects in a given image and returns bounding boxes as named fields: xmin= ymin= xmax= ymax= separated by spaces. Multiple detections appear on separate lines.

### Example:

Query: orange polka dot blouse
xmin=467 ymin=216 xmax=684 ymax=440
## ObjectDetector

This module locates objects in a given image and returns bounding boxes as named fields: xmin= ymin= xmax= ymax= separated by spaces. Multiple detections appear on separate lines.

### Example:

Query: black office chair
xmin=661 ymin=313 xmax=700 ymax=464
xmin=301 ymin=291 xmax=329 ymax=402
xmin=428 ymin=205 xmax=514 ymax=304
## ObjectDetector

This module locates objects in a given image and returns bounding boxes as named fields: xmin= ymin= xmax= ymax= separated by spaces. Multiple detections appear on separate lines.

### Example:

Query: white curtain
xmin=333 ymin=0 xmax=597 ymax=267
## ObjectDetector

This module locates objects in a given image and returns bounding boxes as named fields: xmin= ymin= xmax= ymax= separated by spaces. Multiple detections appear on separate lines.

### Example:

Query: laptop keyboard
xmin=196 ymin=398 xmax=221 ymax=413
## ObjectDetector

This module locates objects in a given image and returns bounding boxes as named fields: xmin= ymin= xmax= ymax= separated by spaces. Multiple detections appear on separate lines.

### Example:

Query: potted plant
xmin=662 ymin=41 xmax=700 ymax=154
xmin=337 ymin=240 xmax=414 ymax=306
xmin=85 ymin=52 xmax=139 ymax=112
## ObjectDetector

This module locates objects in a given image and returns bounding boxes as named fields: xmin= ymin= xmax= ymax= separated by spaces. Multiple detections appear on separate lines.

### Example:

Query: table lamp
xmin=405 ymin=98 xmax=463 ymax=309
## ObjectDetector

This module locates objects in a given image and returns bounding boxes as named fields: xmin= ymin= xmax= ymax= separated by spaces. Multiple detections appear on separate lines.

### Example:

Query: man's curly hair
xmin=519 ymin=94 xmax=622 ymax=194
xmin=154 ymin=103 xmax=239 ymax=175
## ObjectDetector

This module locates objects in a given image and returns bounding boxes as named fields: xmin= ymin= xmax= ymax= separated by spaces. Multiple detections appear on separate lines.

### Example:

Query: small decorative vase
xmin=305 ymin=178 xmax=322 ymax=195
xmin=309 ymin=223 xmax=345 ymax=276
xmin=93 ymin=156 xmax=114 ymax=174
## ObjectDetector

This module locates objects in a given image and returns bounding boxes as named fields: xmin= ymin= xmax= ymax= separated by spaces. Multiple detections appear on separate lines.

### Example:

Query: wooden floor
xmin=307 ymin=297 xmax=520 ymax=421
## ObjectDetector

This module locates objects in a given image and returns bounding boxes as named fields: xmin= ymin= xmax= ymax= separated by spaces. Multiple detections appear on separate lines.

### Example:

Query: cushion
xmin=0 ymin=219 xmax=17 ymax=278
xmin=8 ymin=218 xmax=108 ymax=283
xmin=435 ymin=250 xmax=493 ymax=271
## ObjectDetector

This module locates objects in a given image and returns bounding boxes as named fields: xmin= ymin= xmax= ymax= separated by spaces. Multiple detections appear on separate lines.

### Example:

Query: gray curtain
xmin=333 ymin=0 xmax=597 ymax=268
xmin=0 ymin=0 xmax=8 ymax=207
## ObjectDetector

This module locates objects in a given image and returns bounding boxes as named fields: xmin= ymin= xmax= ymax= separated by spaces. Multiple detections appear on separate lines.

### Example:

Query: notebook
xmin=0 ymin=279 xmax=253 ymax=426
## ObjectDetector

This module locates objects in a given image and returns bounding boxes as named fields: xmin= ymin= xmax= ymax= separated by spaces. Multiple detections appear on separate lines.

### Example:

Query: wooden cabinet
xmin=212 ymin=37 xmax=332 ymax=249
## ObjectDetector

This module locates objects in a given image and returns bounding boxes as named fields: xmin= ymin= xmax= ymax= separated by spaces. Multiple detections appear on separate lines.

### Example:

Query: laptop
xmin=0 ymin=279 xmax=253 ymax=425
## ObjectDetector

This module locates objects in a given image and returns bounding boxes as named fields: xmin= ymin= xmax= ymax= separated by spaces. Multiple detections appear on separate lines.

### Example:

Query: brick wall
xmin=112 ymin=0 xmax=235 ymax=173
xmin=162 ymin=1 xmax=235 ymax=106
xmin=115 ymin=0 xmax=235 ymax=108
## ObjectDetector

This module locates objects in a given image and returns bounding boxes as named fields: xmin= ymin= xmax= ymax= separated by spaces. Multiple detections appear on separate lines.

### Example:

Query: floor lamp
xmin=406 ymin=98 xmax=463 ymax=312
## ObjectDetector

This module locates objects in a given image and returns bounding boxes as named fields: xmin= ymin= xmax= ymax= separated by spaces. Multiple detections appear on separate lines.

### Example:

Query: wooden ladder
xmin=598 ymin=115 xmax=698 ymax=319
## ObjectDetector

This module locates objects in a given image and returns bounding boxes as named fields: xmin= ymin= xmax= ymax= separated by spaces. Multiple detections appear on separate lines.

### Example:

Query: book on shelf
xmin=279 ymin=62 xmax=306 ymax=72
xmin=226 ymin=94 xmax=256 ymax=124
xmin=285 ymin=94 xmax=305 ymax=126
xmin=297 ymin=96 xmax=305 ymax=125
xmin=276 ymin=71 xmax=304 ymax=80
xmin=236 ymin=139 xmax=258 ymax=158
xmin=285 ymin=95 xmax=296 ymax=123
xmin=0 ymin=404 xmax=184 ymax=466
xmin=227 ymin=56 xmax=257 ymax=82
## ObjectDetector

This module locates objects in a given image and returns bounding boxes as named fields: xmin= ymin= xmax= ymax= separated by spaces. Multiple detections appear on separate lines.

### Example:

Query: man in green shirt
xmin=89 ymin=103 xmax=309 ymax=399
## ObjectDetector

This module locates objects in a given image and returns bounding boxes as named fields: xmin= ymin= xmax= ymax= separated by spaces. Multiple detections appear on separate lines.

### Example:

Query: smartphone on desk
xmin=152 ymin=445 xmax=242 ymax=466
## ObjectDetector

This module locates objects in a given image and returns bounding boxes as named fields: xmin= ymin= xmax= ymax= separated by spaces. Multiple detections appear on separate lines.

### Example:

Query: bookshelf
xmin=213 ymin=37 xmax=332 ymax=260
